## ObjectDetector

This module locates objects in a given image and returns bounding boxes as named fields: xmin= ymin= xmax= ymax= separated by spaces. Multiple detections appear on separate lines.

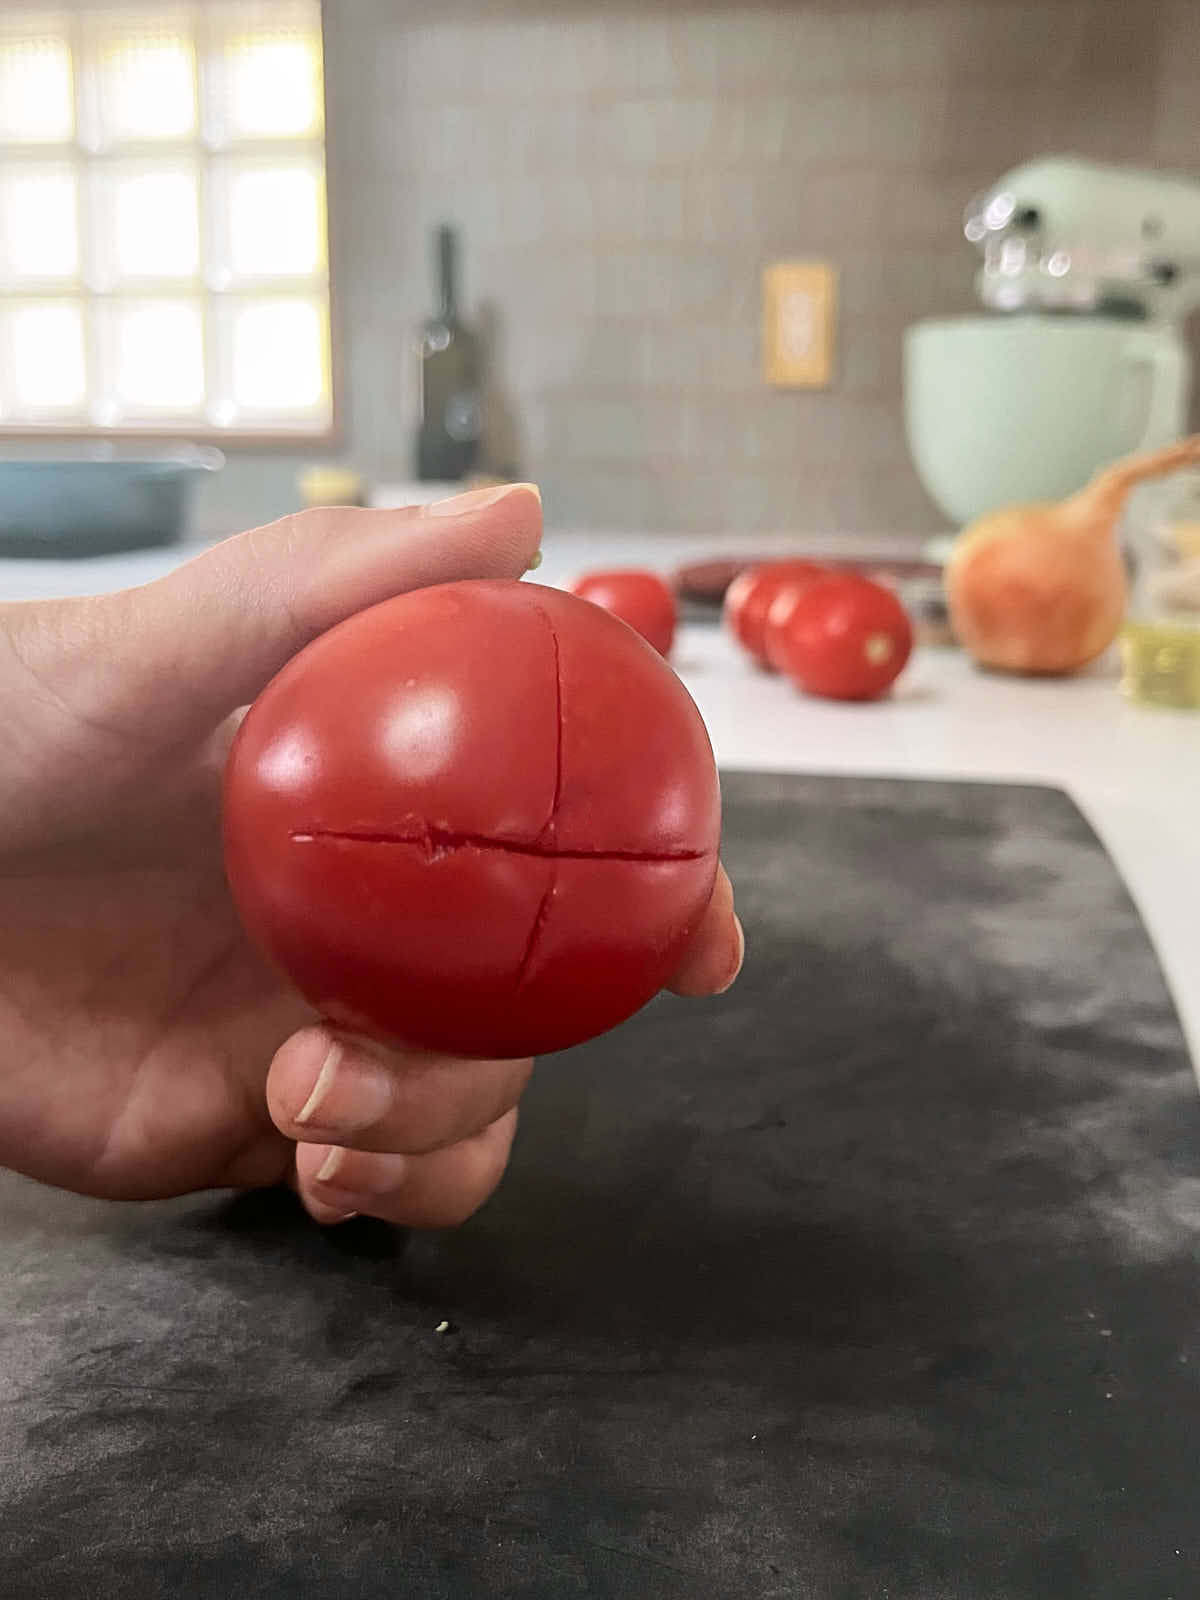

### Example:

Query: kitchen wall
xmin=214 ymin=0 xmax=1200 ymax=538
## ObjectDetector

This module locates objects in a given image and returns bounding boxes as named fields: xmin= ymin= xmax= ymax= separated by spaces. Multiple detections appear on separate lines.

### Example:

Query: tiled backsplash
xmin=304 ymin=0 xmax=1198 ymax=537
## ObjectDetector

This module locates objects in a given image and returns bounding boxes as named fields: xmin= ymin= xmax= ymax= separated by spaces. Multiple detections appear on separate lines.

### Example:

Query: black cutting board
xmin=1 ymin=775 xmax=1197 ymax=1600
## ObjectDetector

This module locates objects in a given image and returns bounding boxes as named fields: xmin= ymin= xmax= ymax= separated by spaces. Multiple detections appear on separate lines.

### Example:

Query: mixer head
xmin=965 ymin=157 xmax=1200 ymax=320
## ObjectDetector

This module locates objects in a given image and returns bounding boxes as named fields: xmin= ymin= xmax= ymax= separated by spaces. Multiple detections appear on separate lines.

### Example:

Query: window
xmin=0 ymin=2 xmax=332 ymax=439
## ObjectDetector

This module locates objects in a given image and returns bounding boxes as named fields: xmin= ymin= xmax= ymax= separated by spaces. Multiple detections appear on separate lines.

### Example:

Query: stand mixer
xmin=904 ymin=158 xmax=1200 ymax=528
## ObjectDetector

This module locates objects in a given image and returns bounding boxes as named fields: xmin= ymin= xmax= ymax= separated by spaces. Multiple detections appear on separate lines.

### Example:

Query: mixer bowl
xmin=904 ymin=315 xmax=1189 ymax=526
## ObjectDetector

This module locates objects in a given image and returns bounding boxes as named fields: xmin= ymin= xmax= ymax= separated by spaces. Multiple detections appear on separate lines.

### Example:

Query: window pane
xmin=89 ymin=165 xmax=200 ymax=285
xmin=117 ymin=169 xmax=198 ymax=279
xmin=83 ymin=11 xmax=196 ymax=145
xmin=227 ymin=296 xmax=328 ymax=416
xmin=225 ymin=34 xmax=321 ymax=137
xmin=0 ymin=19 xmax=74 ymax=143
xmin=221 ymin=160 xmax=324 ymax=281
xmin=0 ymin=301 xmax=86 ymax=413
xmin=103 ymin=300 xmax=204 ymax=414
xmin=204 ymin=2 xmax=323 ymax=144
xmin=0 ymin=166 xmax=78 ymax=282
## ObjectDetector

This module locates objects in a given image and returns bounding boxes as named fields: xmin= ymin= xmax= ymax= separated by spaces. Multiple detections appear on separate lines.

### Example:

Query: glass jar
xmin=1121 ymin=468 xmax=1200 ymax=710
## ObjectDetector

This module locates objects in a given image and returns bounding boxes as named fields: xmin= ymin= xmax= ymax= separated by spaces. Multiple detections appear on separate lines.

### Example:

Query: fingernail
xmin=429 ymin=482 xmax=540 ymax=518
xmin=295 ymin=1041 xmax=341 ymax=1125
xmin=315 ymin=1146 xmax=348 ymax=1184
xmin=715 ymin=915 xmax=745 ymax=995
xmin=315 ymin=1149 xmax=407 ymax=1198
xmin=293 ymin=1039 xmax=393 ymax=1134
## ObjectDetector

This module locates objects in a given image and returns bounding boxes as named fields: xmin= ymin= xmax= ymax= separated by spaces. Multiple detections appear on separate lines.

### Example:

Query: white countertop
xmin=676 ymin=627 xmax=1198 ymax=1068
xmin=4 ymin=529 xmax=1197 ymax=1070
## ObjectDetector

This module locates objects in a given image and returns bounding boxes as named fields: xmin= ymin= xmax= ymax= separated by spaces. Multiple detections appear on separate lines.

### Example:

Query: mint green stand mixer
xmin=904 ymin=158 xmax=1200 ymax=530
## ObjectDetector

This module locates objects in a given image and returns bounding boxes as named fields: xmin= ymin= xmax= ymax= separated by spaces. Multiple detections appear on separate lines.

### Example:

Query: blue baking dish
xmin=0 ymin=446 xmax=223 ymax=557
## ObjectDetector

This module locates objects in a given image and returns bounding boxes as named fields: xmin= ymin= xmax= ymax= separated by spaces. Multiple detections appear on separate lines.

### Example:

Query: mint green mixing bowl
xmin=904 ymin=315 xmax=1189 ymax=527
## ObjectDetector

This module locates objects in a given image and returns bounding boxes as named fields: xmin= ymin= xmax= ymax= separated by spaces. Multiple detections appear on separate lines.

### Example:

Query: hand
xmin=0 ymin=485 xmax=743 ymax=1227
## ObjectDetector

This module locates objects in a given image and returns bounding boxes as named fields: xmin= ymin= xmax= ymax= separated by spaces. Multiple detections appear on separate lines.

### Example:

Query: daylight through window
xmin=0 ymin=1 xmax=332 ymax=437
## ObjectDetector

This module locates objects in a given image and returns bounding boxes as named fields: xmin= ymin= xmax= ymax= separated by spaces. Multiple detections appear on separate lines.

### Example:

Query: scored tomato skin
xmin=771 ymin=574 xmax=914 ymax=701
xmin=723 ymin=561 xmax=827 ymax=669
xmin=223 ymin=580 xmax=720 ymax=1058
xmin=567 ymin=570 xmax=677 ymax=657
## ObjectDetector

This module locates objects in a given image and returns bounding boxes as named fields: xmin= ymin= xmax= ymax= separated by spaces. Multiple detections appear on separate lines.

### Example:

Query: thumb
xmin=105 ymin=482 xmax=543 ymax=743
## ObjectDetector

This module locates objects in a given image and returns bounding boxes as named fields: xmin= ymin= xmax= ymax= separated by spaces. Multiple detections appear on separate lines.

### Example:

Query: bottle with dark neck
xmin=415 ymin=225 xmax=483 ymax=482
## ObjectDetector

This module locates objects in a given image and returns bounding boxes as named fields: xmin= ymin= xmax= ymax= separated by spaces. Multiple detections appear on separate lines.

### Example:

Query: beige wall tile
xmin=324 ymin=0 xmax=1185 ymax=536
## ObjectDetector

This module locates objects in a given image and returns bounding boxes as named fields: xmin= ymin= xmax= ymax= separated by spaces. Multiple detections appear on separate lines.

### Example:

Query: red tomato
xmin=223 ymin=580 xmax=720 ymax=1059
xmin=723 ymin=561 xmax=827 ymax=669
xmin=770 ymin=574 xmax=913 ymax=701
xmin=762 ymin=570 xmax=831 ymax=671
xmin=567 ymin=569 xmax=677 ymax=656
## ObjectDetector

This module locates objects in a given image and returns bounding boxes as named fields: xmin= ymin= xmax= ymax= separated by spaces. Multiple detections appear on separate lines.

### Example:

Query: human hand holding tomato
xmin=0 ymin=484 xmax=742 ymax=1229
xmin=567 ymin=569 xmax=677 ymax=656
